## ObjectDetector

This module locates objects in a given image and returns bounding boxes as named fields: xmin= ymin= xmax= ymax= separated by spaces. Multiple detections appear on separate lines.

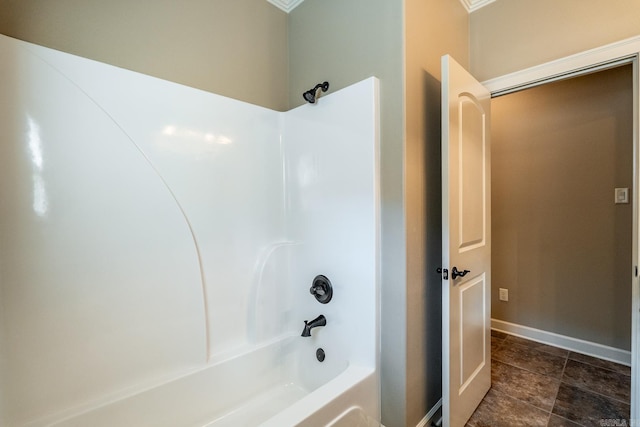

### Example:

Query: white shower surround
xmin=0 ymin=34 xmax=380 ymax=426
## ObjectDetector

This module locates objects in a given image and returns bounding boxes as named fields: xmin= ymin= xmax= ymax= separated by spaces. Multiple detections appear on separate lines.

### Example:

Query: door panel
xmin=442 ymin=55 xmax=491 ymax=427
xmin=459 ymin=95 xmax=487 ymax=251
xmin=460 ymin=274 xmax=487 ymax=392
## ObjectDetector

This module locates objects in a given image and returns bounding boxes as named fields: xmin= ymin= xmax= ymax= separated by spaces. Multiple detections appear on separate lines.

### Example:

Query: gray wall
xmin=404 ymin=0 xmax=468 ymax=424
xmin=290 ymin=1 xmax=470 ymax=425
xmin=288 ymin=2 xmax=406 ymax=425
xmin=470 ymin=0 xmax=640 ymax=82
xmin=0 ymin=0 xmax=289 ymax=110
xmin=491 ymin=65 xmax=633 ymax=350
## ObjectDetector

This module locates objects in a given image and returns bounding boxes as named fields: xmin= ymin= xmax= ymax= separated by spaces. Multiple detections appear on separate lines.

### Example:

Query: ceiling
xmin=267 ymin=0 xmax=496 ymax=14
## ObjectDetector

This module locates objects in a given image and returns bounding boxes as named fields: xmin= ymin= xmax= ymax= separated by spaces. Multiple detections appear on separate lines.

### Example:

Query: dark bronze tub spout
xmin=301 ymin=314 xmax=326 ymax=337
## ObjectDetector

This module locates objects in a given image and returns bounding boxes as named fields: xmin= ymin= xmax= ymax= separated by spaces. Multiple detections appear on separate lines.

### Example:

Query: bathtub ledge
xmin=259 ymin=364 xmax=376 ymax=427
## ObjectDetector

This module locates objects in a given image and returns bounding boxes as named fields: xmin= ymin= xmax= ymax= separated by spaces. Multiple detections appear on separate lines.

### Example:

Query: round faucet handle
xmin=310 ymin=275 xmax=333 ymax=304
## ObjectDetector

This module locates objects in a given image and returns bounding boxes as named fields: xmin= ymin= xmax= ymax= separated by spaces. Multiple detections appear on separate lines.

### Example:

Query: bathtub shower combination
xmin=0 ymin=35 xmax=380 ymax=426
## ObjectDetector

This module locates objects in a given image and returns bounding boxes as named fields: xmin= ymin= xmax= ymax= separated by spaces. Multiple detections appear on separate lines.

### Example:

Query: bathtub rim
xmin=27 ymin=333 xmax=310 ymax=427
xmin=258 ymin=364 xmax=376 ymax=427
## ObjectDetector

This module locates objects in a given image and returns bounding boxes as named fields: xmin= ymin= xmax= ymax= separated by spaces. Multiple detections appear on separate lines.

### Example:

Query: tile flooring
xmin=466 ymin=331 xmax=631 ymax=427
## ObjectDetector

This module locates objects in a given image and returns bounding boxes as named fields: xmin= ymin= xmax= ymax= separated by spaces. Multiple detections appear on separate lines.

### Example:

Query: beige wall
xmin=0 ymin=0 xmax=289 ymax=110
xmin=492 ymin=65 xmax=633 ymax=350
xmin=404 ymin=0 xmax=468 ymax=424
xmin=288 ymin=2 xmax=406 ymax=425
xmin=0 ymin=283 xmax=4 ymax=426
xmin=470 ymin=0 xmax=640 ymax=81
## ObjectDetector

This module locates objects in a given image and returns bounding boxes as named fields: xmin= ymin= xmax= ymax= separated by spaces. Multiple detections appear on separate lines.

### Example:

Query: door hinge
xmin=437 ymin=268 xmax=449 ymax=280
xmin=636 ymin=266 xmax=638 ymax=277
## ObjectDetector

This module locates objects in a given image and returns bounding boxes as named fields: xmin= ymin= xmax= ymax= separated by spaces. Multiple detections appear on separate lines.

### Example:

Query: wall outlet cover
xmin=499 ymin=288 xmax=508 ymax=302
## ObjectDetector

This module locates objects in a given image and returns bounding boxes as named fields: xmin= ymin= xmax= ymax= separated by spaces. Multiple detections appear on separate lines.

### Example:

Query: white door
xmin=441 ymin=54 xmax=492 ymax=427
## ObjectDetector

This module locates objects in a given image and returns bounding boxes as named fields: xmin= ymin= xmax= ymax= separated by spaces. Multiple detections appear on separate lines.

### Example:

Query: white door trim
xmin=482 ymin=35 xmax=640 ymax=95
xmin=482 ymin=36 xmax=640 ymax=421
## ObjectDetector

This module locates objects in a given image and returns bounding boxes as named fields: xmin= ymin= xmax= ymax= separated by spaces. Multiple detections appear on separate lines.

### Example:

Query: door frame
xmin=481 ymin=35 xmax=640 ymax=420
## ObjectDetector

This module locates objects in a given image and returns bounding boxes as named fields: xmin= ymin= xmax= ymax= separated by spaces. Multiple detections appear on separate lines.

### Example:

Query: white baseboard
xmin=492 ymin=319 xmax=631 ymax=366
xmin=416 ymin=398 xmax=442 ymax=427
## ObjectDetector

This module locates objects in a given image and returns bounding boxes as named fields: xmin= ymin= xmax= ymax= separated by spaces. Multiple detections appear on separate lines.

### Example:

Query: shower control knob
xmin=310 ymin=275 xmax=333 ymax=304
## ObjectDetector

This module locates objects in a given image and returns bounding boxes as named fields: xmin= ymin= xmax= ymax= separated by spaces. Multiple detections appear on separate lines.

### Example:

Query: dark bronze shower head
xmin=302 ymin=81 xmax=330 ymax=104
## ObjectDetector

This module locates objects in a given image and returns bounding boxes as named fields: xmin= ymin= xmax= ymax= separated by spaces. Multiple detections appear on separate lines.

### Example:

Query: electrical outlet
xmin=499 ymin=288 xmax=508 ymax=302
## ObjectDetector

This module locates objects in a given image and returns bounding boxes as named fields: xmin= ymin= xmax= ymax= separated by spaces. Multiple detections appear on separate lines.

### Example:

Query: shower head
xmin=302 ymin=81 xmax=330 ymax=104
xmin=303 ymin=90 xmax=317 ymax=104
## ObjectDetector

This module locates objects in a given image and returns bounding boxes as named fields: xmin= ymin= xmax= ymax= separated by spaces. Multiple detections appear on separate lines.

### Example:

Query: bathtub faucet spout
xmin=301 ymin=314 xmax=326 ymax=337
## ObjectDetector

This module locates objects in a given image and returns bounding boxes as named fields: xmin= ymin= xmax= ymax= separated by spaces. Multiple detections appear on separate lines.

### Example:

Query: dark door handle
xmin=451 ymin=267 xmax=470 ymax=279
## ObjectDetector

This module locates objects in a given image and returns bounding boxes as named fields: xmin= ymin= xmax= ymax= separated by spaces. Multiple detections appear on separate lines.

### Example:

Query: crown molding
xmin=266 ymin=0 xmax=305 ymax=13
xmin=459 ymin=0 xmax=496 ymax=13
xmin=268 ymin=0 xmax=493 ymax=15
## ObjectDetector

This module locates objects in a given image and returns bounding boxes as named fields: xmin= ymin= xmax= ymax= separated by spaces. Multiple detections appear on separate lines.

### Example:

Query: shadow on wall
xmin=422 ymin=69 xmax=444 ymax=417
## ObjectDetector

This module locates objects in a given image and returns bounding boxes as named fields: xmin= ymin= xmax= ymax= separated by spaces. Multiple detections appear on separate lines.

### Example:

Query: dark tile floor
xmin=466 ymin=331 xmax=631 ymax=427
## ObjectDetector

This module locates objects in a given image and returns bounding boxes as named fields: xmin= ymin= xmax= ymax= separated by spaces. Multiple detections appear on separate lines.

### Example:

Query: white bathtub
xmin=46 ymin=336 xmax=378 ymax=427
